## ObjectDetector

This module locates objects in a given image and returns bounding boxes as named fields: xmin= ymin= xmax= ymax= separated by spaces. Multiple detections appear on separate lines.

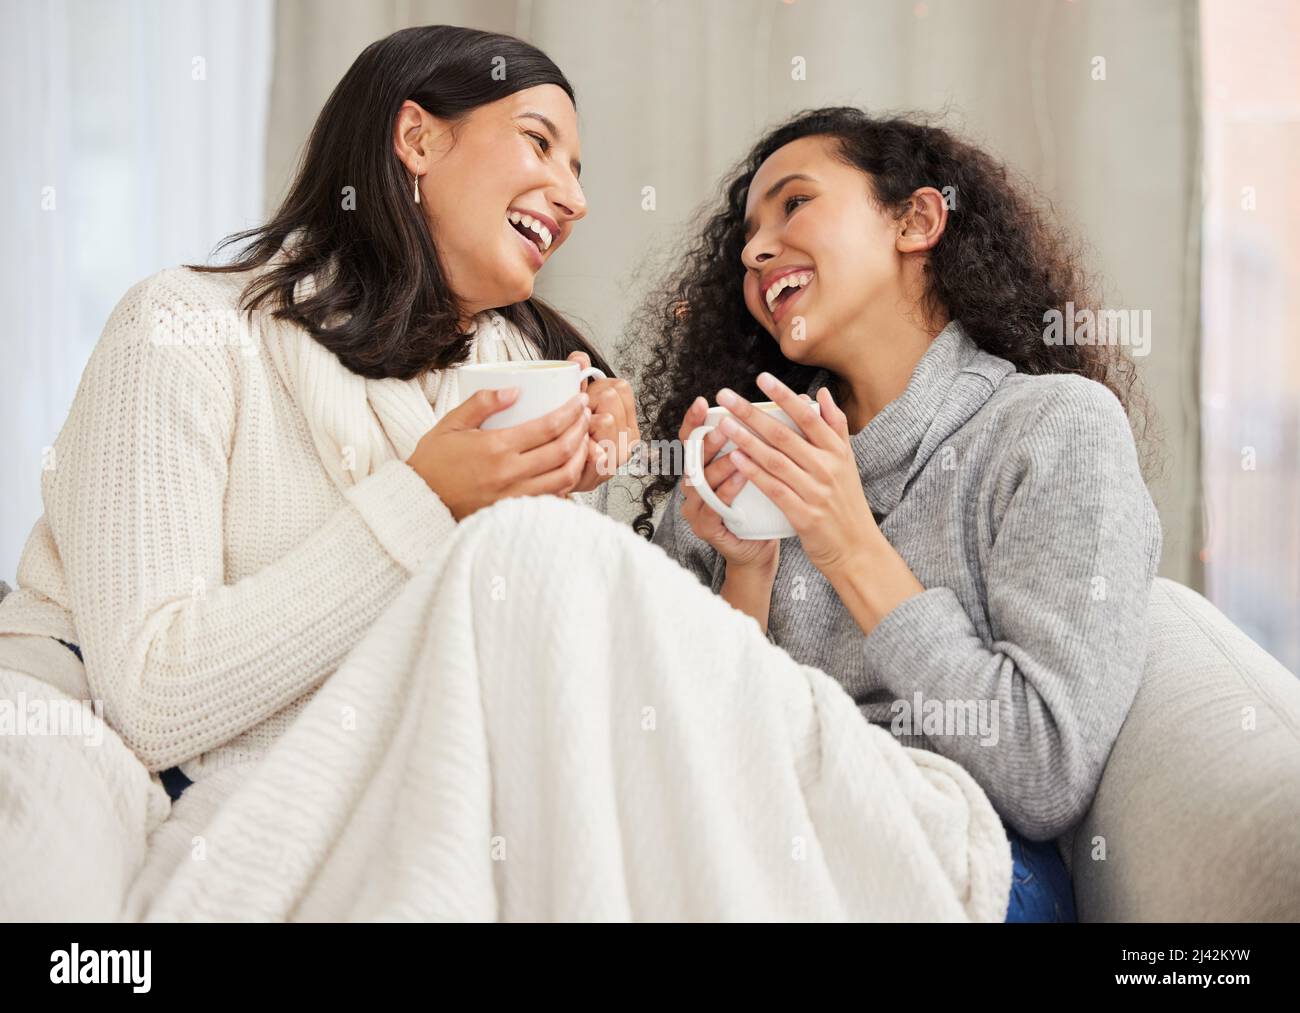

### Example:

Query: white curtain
xmin=0 ymin=0 xmax=273 ymax=580
xmin=269 ymin=0 xmax=1203 ymax=587
xmin=1200 ymin=0 xmax=1300 ymax=674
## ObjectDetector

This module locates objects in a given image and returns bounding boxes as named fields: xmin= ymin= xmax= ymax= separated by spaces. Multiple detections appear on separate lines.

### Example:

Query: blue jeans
xmin=53 ymin=637 xmax=192 ymax=803
xmin=1003 ymin=820 xmax=1077 ymax=922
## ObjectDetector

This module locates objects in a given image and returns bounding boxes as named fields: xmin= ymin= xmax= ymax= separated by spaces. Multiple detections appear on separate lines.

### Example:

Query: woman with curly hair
xmin=630 ymin=107 xmax=1163 ymax=922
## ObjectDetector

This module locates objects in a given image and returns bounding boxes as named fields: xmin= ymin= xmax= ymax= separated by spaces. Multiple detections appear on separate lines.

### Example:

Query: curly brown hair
xmin=623 ymin=107 xmax=1156 ymax=537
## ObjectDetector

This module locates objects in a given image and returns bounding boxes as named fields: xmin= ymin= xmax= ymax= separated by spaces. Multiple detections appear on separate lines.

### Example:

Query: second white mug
xmin=684 ymin=400 xmax=821 ymax=540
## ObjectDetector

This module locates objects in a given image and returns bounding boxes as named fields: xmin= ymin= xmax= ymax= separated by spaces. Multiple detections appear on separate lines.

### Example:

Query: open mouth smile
xmin=763 ymin=268 xmax=814 ymax=324
xmin=506 ymin=208 xmax=559 ymax=272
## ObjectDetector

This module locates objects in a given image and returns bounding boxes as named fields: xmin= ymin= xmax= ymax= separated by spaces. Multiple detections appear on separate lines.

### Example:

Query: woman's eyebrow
xmin=515 ymin=111 xmax=582 ymax=179
xmin=742 ymin=173 xmax=817 ymax=238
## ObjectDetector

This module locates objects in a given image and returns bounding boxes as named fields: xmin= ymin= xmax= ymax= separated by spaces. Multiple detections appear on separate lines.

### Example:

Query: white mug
xmin=457 ymin=359 xmax=606 ymax=430
xmin=684 ymin=400 xmax=821 ymax=540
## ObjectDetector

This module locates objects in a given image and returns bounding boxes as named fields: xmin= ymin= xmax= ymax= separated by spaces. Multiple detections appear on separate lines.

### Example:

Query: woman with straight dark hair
xmin=0 ymin=25 xmax=638 ymax=814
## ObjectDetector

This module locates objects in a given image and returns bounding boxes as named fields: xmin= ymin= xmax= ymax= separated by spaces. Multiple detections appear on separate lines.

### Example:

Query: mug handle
xmin=578 ymin=366 xmax=606 ymax=384
xmin=684 ymin=423 xmax=746 ymax=528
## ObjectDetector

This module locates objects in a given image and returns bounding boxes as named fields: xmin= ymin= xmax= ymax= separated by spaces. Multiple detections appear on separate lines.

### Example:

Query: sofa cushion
xmin=1063 ymin=577 xmax=1300 ymax=921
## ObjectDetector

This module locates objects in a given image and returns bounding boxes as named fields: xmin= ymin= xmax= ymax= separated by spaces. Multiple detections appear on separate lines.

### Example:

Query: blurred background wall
xmin=267 ymin=0 xmax=1206 ymax=593
xmin=3 ymin=0 xmax=1296 ymax=673
xmin=1 ymin=0 xmax=271 ymax=589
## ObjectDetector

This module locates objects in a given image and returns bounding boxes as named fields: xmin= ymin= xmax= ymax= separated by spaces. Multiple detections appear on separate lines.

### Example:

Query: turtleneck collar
xmin=806 ymin=319 xmax=1016 ymax=519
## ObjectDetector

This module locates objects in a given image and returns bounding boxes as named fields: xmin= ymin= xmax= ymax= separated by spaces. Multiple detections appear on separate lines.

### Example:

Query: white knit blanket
xmin=8 ymin=494 xmax=1004 ymax=922
xmin=0 ymin=653 xmax=169 ymax=921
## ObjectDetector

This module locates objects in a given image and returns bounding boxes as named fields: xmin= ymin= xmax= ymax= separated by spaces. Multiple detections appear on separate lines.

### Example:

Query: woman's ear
xmin=392 ymin=100 xmax=450 ymax=176
xmin=896 ymin=187 xmax=948 ymax=254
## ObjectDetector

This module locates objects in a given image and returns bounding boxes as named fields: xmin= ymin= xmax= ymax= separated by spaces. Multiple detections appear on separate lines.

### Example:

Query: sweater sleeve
xmin=45 ymin=273 xmax=458 ymax=771
xmin=568 ymin=477 xmax=611 ymax=515
xmin=861 ymin=378 xmax=1162 ymax=841
xmin=651 ymin=481 xmax=724 ymax=593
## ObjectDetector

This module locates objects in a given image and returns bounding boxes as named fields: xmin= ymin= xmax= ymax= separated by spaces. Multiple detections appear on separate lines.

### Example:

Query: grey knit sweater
xmin=652 ymin=320 xmax=1162 ymax=841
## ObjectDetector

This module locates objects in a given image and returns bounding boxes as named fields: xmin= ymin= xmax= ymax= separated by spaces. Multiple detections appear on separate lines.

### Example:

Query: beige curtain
xmin=267 ymin=0 xmax=1204 ymax=588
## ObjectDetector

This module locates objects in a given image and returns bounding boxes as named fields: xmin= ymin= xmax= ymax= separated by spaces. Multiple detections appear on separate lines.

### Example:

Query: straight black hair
xmin=191 ymin=25 xmax=610 ymax=379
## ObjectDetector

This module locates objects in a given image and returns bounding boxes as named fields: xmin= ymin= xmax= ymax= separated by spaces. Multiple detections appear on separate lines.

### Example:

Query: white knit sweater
xmin=0 ymin=265 xmax=564 ymax=781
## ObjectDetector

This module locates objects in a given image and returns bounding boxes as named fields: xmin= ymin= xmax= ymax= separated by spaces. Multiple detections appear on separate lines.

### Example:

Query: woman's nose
xmin=741 ymin=232 xmax=778 ymax=271
xmin=553 ymin=178 xmax=587 ymax=222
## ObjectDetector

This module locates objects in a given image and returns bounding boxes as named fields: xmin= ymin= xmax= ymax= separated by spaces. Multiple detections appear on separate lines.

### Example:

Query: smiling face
xmin=408 ymin=84 xmax=586 ymax=318
xmin=740 ymin=135 xmax=905 ymax=366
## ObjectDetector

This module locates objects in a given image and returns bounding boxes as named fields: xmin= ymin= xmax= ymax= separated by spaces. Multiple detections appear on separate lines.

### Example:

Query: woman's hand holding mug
xmin=677 ymin=396 xmax=781 ymax=574
xmin=565 ymin=350 xmax=640 ymax=492
xmin=405 ymin=388 xmax=591 ymax=520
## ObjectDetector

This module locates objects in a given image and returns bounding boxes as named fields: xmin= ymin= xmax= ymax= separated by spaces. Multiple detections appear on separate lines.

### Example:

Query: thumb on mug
xmin=445 ymin=387 xmax=520 ymax=430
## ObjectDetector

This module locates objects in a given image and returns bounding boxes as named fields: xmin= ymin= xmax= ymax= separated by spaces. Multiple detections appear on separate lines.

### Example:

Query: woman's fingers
xmin=717 ymin=387 xmax=816 ymax=481
xmin=701 ymin=449 xmax=740 ymax=492
xmin=438 ymin=387 xmax=523 ymax=432
xmin=589 ymin=378 xmax=642 ymax=469
xmin=570 ymin=435 xmax=609 ymax=492
xmin=499 ymin=393 xmax=589 ymax=452
xmin=688 ymin=427 xmax=730 ymax=488
xmin=588 ymin=381 xmax=626 ymax=430
xmin=682 ymin=486 xmax=727 ymax=540
xmin=588 ymin=382 xmax=629 ymax=466
xmin=515 ymin=428 xmax=590 ymax=496
xmin=754 ymin=372 xmax=840 ymax=451
xmin=817 ymin=385 xmax=851 ymax=441
xmin=679 ymin=397 xmax=733 ymax=496
xmin=609 ymin=378 xmax=640 ymax=444
xmin=589 ymin=409 xmax=618 ymax=465
xmin=677 ymin=396 xmax=709 ymax=444
xmin=512 ymin=405 xmax=591 ymax=478
xmin=731 ymin=449 xmax=806 ymax=527
xmin=717 ymin=413 xmax=819 ymax=500
xmin=713 ymin=467 xmax=748 ymax=507
xmin=567 ymin=351 xmax=593 ymax=391
xmin=590 ymin=412 xmax=617 ymax=441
